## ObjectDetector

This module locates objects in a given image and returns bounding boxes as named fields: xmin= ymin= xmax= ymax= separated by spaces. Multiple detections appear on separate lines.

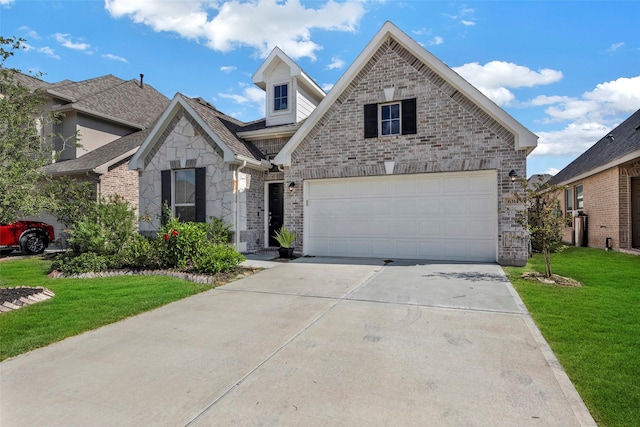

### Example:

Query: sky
xmin=1 ymin=0 xmax=639 ymax=177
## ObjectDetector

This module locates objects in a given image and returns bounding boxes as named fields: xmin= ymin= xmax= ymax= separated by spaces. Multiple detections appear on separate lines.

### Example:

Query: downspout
xmin=235 ymin=161 xmax=247 ymax=250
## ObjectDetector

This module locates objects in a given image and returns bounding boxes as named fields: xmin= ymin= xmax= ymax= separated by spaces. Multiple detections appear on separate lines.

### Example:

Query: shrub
xmin=119 ymin=233 xmax=155 ymax=269
xmin=157 ymin=219 xmax=208 ymax=269
xmin=204 ymin=217 xmax=233 ymax=245
xmin=51 ymin=252 xmax=110 ymax=275
xmin=193 ymin=244 xmax=246 ymax=274
xmin=67 ymin=194 xmax=137 ymax=257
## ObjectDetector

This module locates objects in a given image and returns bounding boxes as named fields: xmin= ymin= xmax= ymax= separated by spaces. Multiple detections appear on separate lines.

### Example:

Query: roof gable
xmin=129 ymin=94 xmax=266 ymax=171
xmin=274 ymin=21 xmax=538 ymax=165
xmin=550 ymin=108 xmax=640 ymax=184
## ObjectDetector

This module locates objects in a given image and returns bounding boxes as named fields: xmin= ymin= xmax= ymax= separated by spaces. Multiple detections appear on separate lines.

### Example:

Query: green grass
xmin=0 ymin=257 xmax=215 ymax=361
xmin=504 ymin=247 xmax=640 ymax=427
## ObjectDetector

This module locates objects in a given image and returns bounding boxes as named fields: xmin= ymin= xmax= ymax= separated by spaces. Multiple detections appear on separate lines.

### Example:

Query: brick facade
xmin=284 ymin=36 xmax=528 ymax=265
xmin=101 ymin=158 xmax=140 ymax=216
xmin=559 ymin=158 xmax=640 ymax=251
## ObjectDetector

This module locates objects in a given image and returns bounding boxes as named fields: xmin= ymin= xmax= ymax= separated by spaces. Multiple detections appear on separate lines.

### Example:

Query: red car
xmin=0 ymin=221 xmax=55 ymax=255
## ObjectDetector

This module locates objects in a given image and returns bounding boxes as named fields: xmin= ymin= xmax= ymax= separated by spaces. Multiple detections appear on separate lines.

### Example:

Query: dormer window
xmin=274 ymin=84 xmax=288 ymax=111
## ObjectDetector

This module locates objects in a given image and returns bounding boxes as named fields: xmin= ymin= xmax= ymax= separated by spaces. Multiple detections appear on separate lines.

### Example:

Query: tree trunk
xmin=543 ymin=247 xmax=552 ymax=278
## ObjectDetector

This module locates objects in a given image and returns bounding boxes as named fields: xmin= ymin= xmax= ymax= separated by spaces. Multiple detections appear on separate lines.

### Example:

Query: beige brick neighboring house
xmin=550 ymin=108 xmax=640 ymax=253
xmin=15 ymin=73 xmax=170 ymax=239
xmin=131 ymin=22 xmax=538 ymax=265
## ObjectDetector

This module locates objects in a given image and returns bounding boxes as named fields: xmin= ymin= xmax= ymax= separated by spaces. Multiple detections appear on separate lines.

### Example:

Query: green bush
xmin=51 ymin=252 xmax=110 ymax=275
xmin=193 ymin=244 xmax=246 ymax=274
xmin=68 ymin=194 xmax=137 ymax=257
xmin=119 ymin=233 xmax=156 ymax=269
xmin=204 ymin=216 xmax=233 ymax=245
xmin=158 ymin=219 xmax=207 ymax=269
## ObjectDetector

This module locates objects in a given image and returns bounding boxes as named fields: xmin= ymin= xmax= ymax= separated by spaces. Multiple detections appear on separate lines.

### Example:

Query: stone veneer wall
xmin=138 ymin=110 xmax=238 ymax=240
xmin=285 ymin=36 xmax=528 ymax=265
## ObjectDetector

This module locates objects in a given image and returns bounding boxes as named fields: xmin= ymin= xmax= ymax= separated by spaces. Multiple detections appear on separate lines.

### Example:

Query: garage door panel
xmin=306 ymin=172 xmax=497 ymax=262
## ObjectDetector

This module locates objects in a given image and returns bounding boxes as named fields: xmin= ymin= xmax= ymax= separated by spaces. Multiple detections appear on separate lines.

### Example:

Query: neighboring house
xmin=527 ymin=173 xmax=552 ymax=191
xmin=130 ymin=22 xmax=538 ymax=266
xmin=549 ymin=108 xmax=640 ymax=253
xmin=15 ymin=73 xmax=170 ymax=238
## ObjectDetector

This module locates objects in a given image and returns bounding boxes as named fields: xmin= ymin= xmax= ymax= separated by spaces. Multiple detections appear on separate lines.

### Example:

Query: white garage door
xmin=305 ymin=171 xmax=497 ymax=262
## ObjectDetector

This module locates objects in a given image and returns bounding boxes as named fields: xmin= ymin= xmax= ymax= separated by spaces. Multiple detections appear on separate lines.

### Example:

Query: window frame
xmin=380 ymin=102 xmax=401 ymax=136
xmin=173 ymin=169 xmax=197 ymax=222
xmin=273 ymin=83 xmax=289 ymax=113
xmin=363 ymin=98 xmax=417 ymax=138
xmin=575 ymin=184 xmax=584 ymax=210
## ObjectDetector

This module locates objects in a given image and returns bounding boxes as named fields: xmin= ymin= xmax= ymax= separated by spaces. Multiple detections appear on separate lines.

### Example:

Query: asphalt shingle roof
xmin=550 ymin=108 xmax=640 ymax=184
xmin=183 ymin=96 xmax=265 ymax=162
xmin=43 ymin=127 xmax=153 ymax=175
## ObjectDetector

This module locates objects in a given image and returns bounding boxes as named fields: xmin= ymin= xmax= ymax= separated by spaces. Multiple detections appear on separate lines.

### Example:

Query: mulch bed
xmin=521 ymin=271 xmax=583 ymax=287
xmin=0 ymin=287 xmax=55 ymax=313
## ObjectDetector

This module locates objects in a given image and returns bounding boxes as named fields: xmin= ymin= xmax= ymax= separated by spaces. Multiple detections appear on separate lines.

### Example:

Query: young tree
xmin=512 ymin=179 xmax=566 ymax=278
xmin=0 ymin=36 xmax=69 ymax=223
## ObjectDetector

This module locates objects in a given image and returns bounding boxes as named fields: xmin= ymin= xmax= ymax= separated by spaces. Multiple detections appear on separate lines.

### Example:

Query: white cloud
xmin=37 ymin=46 xmax=60 ymax=59
xmin=534 ymin=75 xmax=640 ymax=124
xmin=0 ymin=0 xmax=14 ymax=5
xmin=428 ymin=36 xmax=443 ymax=46
xmin=55 ymin=33 xmax=90 ymax=51
xmin=219 ymin=84 xmax=265 ymax=115
xmin=411 ymin=28 xmax=431 ymax=36
xmin=326 ymin=56 xmax=345 ymax=70
xmin=530 ymin=75 xmax=640 ymax=157
xmin=19 ymin=26 xmax=40 ymax=40
xmin=531 ymin=122 xmax=610 ymax=157
xmin=220 ymin=65 xmax=237 ymax=73
xmin=545 ymin=167 xmax=560 ymax=176
xmin=461 ymin=20 xmax=475 ymax=27
xmin=105 ymin=0 xmax=366 ymax=60
xmin=607 ymin=42 xmax=624 ymax=53
xmin=453 ymin=61 xmax=563 ymax=106
xmin=102 ymin=53 xmax=128 ymax=63
xmin=322 ymin=83 xmax=334 ymax=92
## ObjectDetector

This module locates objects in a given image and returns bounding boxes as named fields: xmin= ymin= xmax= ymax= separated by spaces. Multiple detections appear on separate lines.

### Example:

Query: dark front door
xmin=268 ymin=183 xmax=284 ymax=247
xmin=632 ymin=178 xmax=640 ymax=248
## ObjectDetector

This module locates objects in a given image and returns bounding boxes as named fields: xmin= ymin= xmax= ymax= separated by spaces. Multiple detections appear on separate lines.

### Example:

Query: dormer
xmin=253 ymin=47 xmax=326 ymax=127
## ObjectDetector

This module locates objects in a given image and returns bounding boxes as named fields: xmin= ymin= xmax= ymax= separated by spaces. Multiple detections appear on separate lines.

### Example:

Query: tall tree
xmin=0 ymin=36 xmax=68 ymax=223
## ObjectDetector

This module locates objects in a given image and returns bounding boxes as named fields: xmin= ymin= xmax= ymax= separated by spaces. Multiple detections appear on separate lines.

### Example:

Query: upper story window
xmin=381 ymin=103 xmax=401 ymax=135
xmin=364 ymin=98 xmax=416 ymax=138
xmin=274 ymin=84 xmax=288 ymax=111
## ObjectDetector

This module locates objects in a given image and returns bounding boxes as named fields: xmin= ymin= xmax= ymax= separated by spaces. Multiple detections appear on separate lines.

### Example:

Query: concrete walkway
xmin=0 ymin=258 xmax=595 ymax=426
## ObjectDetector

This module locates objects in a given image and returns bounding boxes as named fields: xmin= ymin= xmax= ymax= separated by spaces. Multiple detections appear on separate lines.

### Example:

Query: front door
xmin=632 ymin=178 xmax=640 ymax=248
xmin=268 ymin=183 xmax=284 ymax=247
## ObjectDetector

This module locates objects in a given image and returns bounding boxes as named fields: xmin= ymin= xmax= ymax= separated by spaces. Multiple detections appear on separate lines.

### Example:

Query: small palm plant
xmin=274 ymin=227 xmax=296 ymax=258
xmin=274 ymin=226 xmax=296 ymax=248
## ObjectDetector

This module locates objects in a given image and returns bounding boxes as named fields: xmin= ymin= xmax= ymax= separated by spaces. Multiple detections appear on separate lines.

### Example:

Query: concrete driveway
xmin=0 ymin=258 xmax=595 ymax=426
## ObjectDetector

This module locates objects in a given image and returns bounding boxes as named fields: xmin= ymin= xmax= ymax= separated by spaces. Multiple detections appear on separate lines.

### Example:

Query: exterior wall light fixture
xmin=509 ymin=170 xmax=518 ymax=182
xmin=289 ymin=182 xmax=296 ymax=191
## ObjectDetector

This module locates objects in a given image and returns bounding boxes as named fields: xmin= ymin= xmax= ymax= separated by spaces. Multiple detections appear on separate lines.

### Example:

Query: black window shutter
xmin=402 ymin=98 xmax=417 ymax=135
xmin=195 ymin=167 xmax=206 ymax=223
xmin=161 ymin=170 xmax=171 ymax=225
xmin=364 ymin=103 xmax=378 ymax=138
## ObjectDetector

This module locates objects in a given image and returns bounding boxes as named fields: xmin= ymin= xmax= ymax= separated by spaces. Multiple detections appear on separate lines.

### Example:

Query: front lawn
xmin=0 ymin=257 xmax=216 ymax=361
xmin=504 ymin=247 xmax=640 ymax=427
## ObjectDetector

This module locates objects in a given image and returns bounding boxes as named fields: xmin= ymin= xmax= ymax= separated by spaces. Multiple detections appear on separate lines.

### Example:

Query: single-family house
xmin=15 ymin=73 xmax=170 ymax=238
xmin=130 ymin=22 xmax=538 ymax=266
xmin=549 ymin=108 xmax=640 ymax=253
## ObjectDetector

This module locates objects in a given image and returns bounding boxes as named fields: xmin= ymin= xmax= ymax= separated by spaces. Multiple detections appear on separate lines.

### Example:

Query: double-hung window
xmin=161 ymin=167 xmax=206 ymax=224
xmin=364 ymin=98 xmax=417 ymax=138
xmin=564 ymin=184 xmax=584 ymax=227
xmin=381 ymin=103 xmax=401 ymax=135
xmin=274 ymin=84 xmax=288 ymax=111
xmin=174 ymin=169 xmax=196 ymax=222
